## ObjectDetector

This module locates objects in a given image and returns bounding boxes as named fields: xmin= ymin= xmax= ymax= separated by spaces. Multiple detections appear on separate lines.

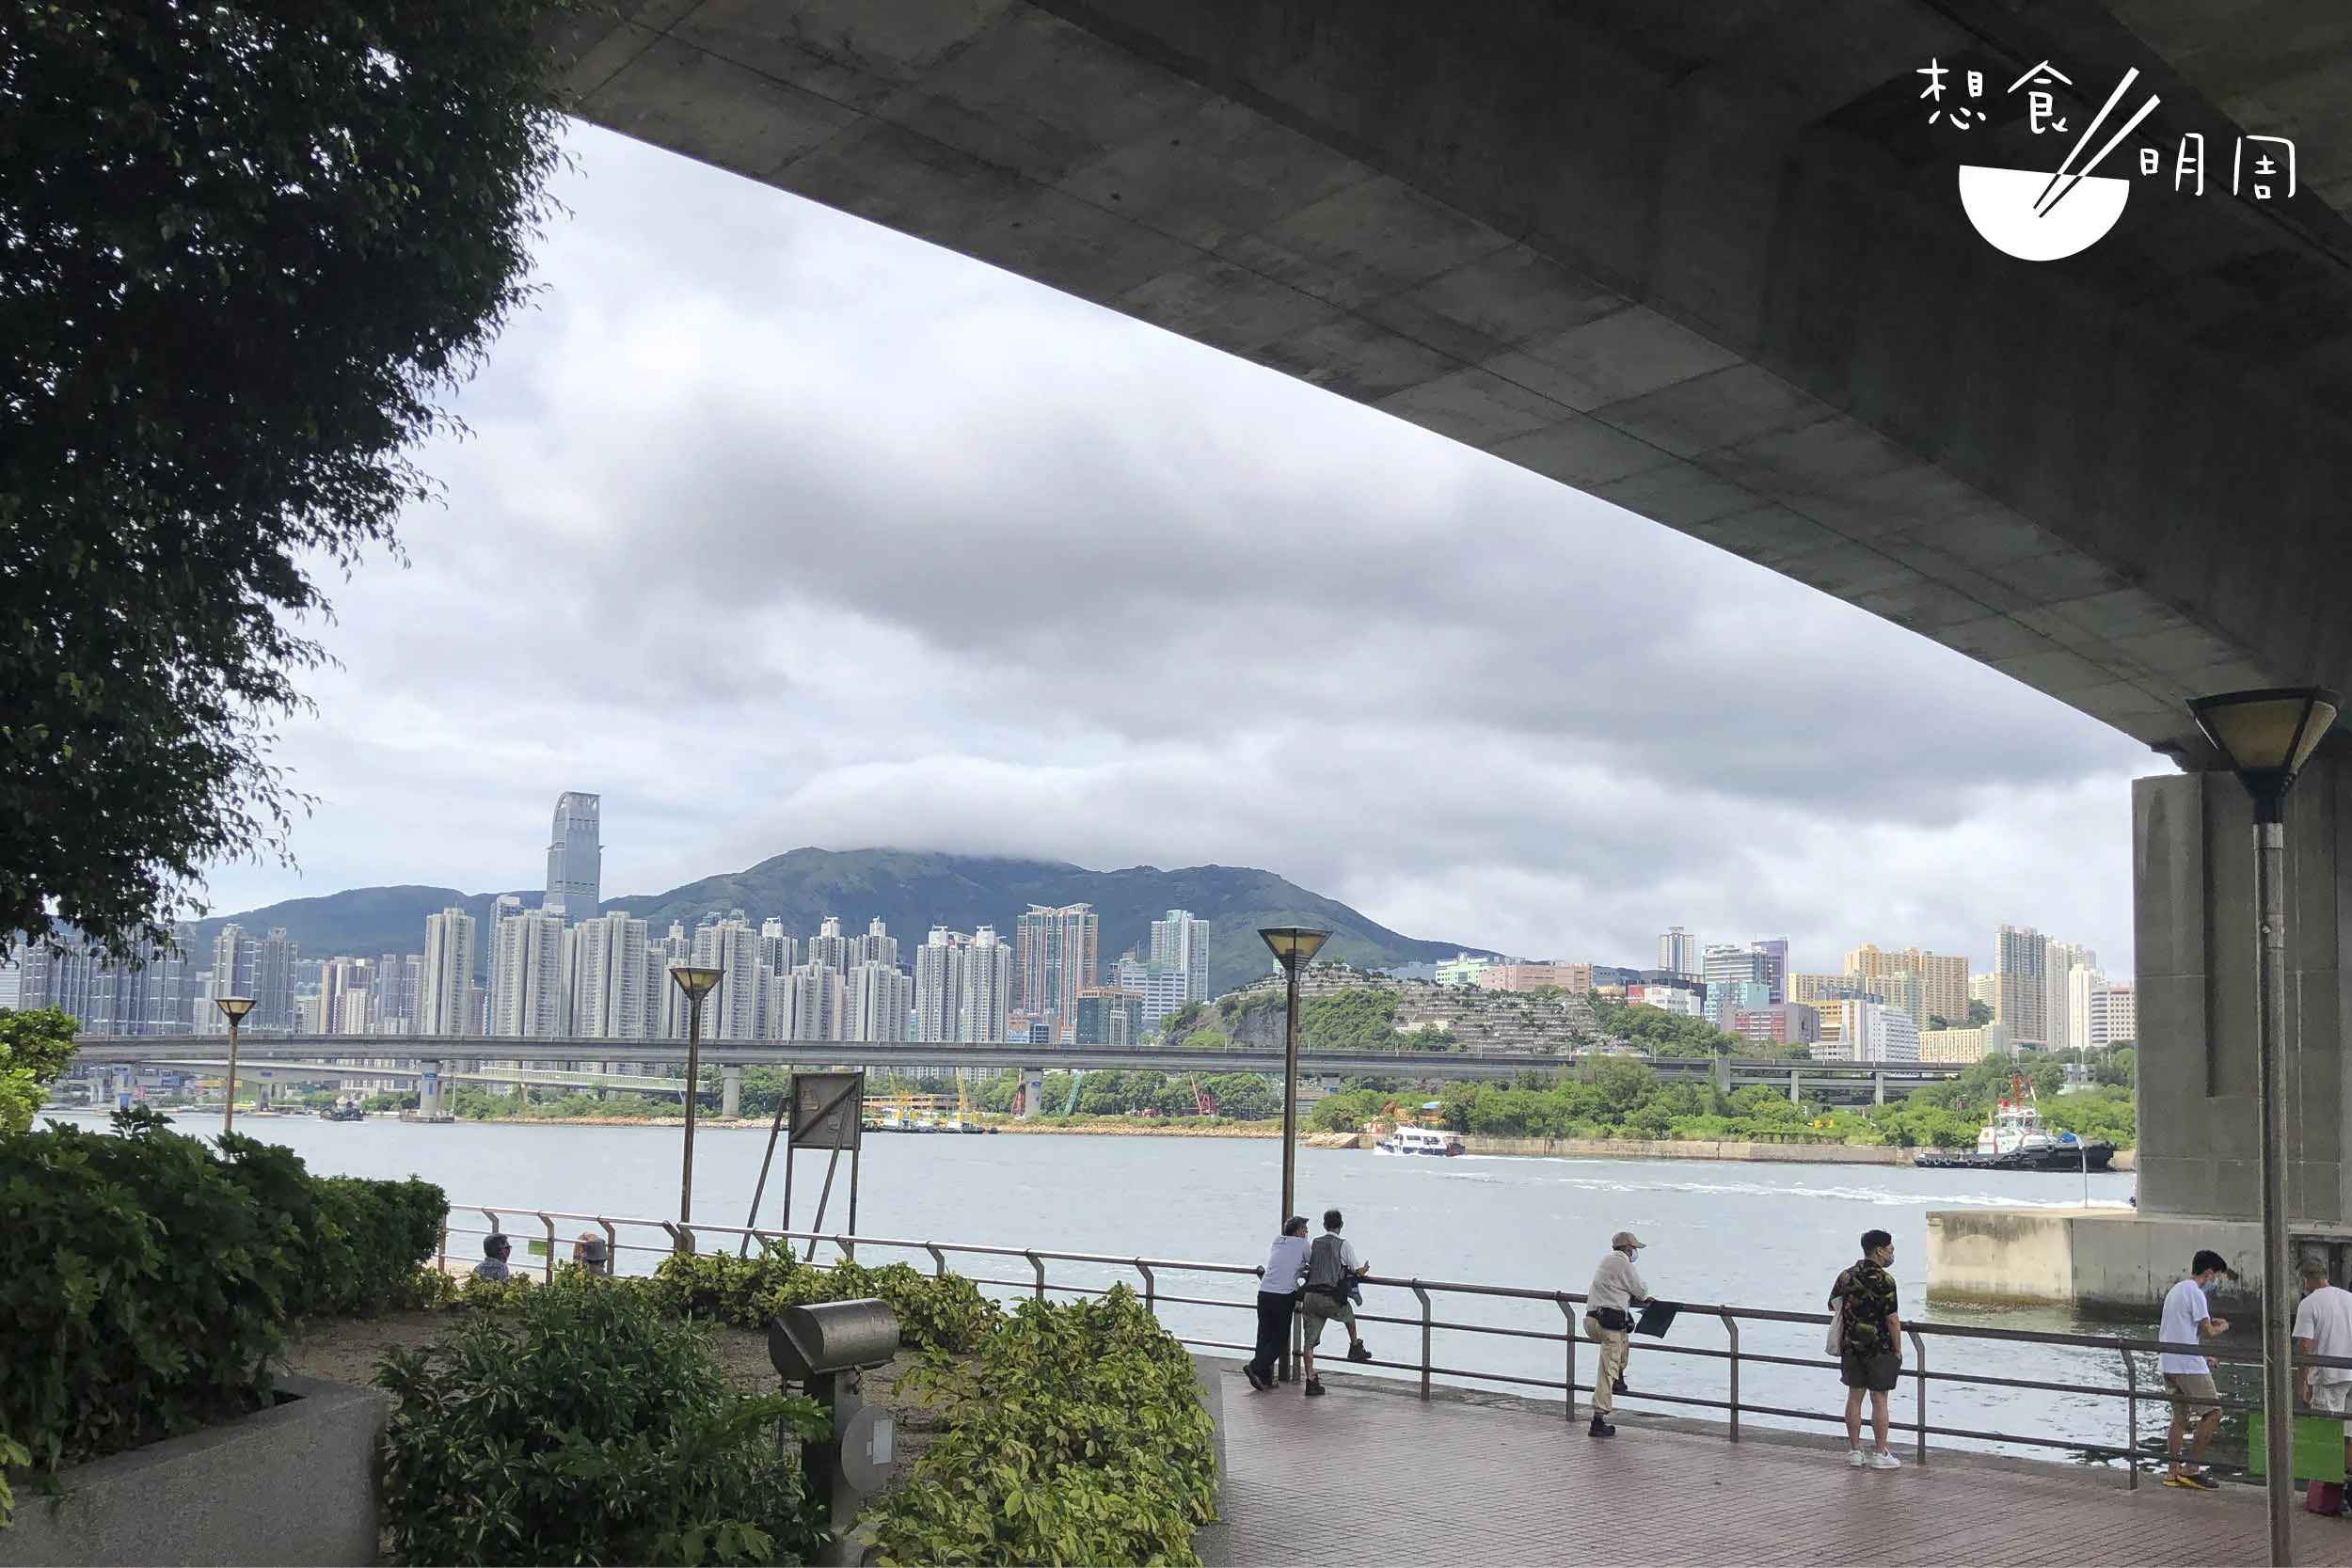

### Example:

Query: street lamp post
xmin=1256 ymin=927 xmax=1332 ymax=1229
xmin=2191 ymin=686 xmax=2340 ymax=1568
xmin=669 ymin=965 xmax=725 ymax=1246
xmin=214 ymin=997 xmax=256 ymax=1137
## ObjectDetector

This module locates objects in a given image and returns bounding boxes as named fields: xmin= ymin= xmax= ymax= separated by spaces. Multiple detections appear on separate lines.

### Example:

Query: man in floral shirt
xmin=1834 ymin=1228 xmax=1903 ymax=1470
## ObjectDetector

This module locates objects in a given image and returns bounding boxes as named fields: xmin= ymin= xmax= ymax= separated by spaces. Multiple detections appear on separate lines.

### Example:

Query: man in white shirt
xmin=1298 ymin=1209 xmax=1375 ymax=1396
xmin=2159 ymin=1249 xmax=2234 ymax=1491
xmin=1583 ymin=1230 xmax=1652 ymax=1438
xmin=2295 ymin=1259 xmax=2352 ymax=1490
xmin=1246 ymin=1216 xmax=1311 ymax=1391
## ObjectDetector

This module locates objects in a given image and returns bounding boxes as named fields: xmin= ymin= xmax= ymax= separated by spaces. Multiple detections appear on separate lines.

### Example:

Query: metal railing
xmin=442 ymin=1205 xmax=2342 ymax=1486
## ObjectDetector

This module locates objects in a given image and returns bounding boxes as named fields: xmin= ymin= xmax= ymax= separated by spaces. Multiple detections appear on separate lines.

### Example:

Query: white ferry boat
xmin=1374 ymin=1127 xmax=1466 ymax=1157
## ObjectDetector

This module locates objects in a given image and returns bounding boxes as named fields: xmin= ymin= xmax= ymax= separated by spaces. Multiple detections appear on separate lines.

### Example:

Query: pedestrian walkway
xmin=1217 ymin=1367 xmax=2352 ymax=1565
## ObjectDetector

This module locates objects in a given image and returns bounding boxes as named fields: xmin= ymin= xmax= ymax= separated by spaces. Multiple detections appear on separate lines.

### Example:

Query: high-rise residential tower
xmin=567 ymin=911 xmax=649 ymax=1038
xmin=962 ymin=927 xmax=1013 ymax=1044
xmin=544 ymin=792 xmax=601 ymax=919
xmin=419 ymin=907 xmax=478 ymax=1037
xmin=488 ymin=901 xmax=566 ymax=1037
xmin=1015 ymin=904 xmax=1098 ymax=1038
xmin=1993 ymin=926 xmax=2050 ymax=1048
xmin=690 ymin=912 xmax=762 ymax=1039
xmin=1659 ymin=927 xmax=1702 ymax=979
xmin=1149 ymin=911 xmax=1213 ymax=1003
xmin=843 ymin=959 xmax=914 ymax=1042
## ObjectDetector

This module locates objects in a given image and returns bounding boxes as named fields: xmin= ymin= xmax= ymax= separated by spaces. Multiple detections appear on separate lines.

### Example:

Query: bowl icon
xmin=1958 ymin=164 xmax=2131 ymax=261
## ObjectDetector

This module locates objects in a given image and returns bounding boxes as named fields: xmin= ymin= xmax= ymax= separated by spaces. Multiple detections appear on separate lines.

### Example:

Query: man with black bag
xmin=1583 ymin=1230 xmax=1652 ymax=1437
xmin=1298 ymin=1209 xmax=1375 ymax=1396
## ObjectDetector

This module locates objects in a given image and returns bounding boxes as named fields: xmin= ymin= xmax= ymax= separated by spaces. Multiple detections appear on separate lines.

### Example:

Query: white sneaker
xmin=1868 ymin=1450 xmax=1901 ymax=1470
xmin=1847 ymin=1449 xmax=1866 ymax=1467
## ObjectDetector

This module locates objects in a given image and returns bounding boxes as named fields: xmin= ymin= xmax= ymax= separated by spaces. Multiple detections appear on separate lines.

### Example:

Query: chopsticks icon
xmin=2034 ymin=68 xmax=2161 ymax=218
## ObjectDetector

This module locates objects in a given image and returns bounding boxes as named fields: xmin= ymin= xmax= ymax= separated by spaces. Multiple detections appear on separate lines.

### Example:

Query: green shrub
xmin=0 ymin=1433 xmax=30 ymax=1528
xmin=0 ymin=1108 xmax=300 ymax=1475
xmin=375 ymin=1270 xmax=830 ymax=1566
xmin=862 ymin=1285 xmax=1215 ymax=1566
xmin=0 ymin=1106 xmax=451 ymax=1491
xmin=643 ymin=1246 xmax=802 ymax=1326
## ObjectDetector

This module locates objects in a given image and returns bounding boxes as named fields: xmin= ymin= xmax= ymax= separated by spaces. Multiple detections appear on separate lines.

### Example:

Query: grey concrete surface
xmin=546 ymin=1 xmax=2352 ymax=755
xmin=0 ymin=1375 xmax=388 ymax=1568
xmin=2137 ymin=761 xmax=2352 ymax=1228
xmin=1190 ymin=1353 xmax=1230 ymax=1567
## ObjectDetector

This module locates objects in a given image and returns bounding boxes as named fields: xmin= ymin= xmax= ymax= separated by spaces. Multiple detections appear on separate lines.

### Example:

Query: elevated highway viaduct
xmin=536 ymin=4 xmax=2352 ymax=1261
xmin=71 ymin=1035 xmax=1962 ymax=1113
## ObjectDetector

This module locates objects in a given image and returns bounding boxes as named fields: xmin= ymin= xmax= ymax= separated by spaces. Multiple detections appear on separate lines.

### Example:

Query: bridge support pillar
xmin=1874 ymin=1071 xmax=1885 ymax=1107
xmin=1021 ymin=1068 xmax=1044 ymax=1118
xmin=416 ymin=1059 xmax=445 ymax=1120
xmin=1788 ymin=1069 xmax=1802 ymax=1106
xmin=721 ymin=1064 xmax=741 ymax=1120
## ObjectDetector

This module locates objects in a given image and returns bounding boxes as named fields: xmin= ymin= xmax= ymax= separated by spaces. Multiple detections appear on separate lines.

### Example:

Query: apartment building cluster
xmin=11 ymin=793 xmax=1218 ymax=1051
xmin=1425 ymin=921 xmax=2136 ymax=1068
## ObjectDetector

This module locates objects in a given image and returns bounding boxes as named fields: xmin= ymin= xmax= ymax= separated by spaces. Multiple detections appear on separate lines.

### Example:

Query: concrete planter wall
xmin=0 ymin=1375 xmax=387 ymax=1568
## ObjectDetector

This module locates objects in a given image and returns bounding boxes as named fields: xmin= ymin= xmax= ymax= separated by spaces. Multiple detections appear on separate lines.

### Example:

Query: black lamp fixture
xmin=2189 ymin=688 xmax=2340 ymax=821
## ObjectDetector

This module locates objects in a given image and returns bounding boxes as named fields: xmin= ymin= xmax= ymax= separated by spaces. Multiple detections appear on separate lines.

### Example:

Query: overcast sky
xmin=202 ymin=122 xmax=2158 ymax=978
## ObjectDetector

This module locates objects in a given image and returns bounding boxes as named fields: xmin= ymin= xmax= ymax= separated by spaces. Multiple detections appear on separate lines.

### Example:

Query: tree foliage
xmin=0 ymin=1006 xmax=78 ymax=1133
xmin=2 ymin=1 xmax=563 ymax=952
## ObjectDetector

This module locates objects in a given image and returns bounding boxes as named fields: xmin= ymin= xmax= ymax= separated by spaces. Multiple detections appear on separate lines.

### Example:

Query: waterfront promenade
xmin=1219 ymin=1368 xmax=2352 ymax=1565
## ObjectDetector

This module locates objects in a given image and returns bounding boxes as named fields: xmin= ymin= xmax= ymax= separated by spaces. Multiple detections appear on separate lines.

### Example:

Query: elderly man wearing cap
xmin=1583 ymin=1230 xmax=1653 ymax=1437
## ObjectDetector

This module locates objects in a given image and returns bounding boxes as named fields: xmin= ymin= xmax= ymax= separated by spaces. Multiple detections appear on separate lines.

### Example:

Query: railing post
xmin=1722 ymin=1309 xmax=1741 ymax=1443
xmin=1907 ymin=1325 xmax=1928 ymax=1465
xmin=2122 ymin=1341 xmax=2139 ymax=1491
xmin=1557 ymin=1295 xmax=1577 ymax=1421
xmin=1412 ymin=1283 xmax=1433 ymax=1401
xmin=926 ymin=1243 xmax=947 ymax=1278
xmin=537 ymin=1212 xmax=558 ymax=1282
xmin=1136 ymin=1260 xmax=1157 ymax=1316
xmin=1026 ymin=1249 xmax=1047 ymax=1300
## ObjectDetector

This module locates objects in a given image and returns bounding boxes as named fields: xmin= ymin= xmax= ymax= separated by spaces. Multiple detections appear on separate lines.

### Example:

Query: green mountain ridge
xmin=192 ymin=848 xmax=1480 ymax=991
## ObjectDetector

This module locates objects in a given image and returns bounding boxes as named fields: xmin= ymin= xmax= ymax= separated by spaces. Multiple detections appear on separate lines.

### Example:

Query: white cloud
xmin=206 ymin=121 xmax=2157 ymax=975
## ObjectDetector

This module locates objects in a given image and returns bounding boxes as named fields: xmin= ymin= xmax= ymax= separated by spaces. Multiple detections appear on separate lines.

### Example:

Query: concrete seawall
xmin=1319 ymin=1132 xmax=2137 ymax=1171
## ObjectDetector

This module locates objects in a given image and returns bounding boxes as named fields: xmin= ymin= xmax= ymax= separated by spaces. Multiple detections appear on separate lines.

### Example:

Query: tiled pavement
xmin=1216 ymin=1366 xmax=2352 ymax=1566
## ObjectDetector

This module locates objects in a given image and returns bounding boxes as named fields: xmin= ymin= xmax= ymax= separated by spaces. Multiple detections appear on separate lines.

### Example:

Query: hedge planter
xmin=0 ymin=1376 xmax=387 ymax=1568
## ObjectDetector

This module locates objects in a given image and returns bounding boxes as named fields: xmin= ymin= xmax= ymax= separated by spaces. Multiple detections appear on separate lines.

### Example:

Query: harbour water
xmin=67 ymin=1110 xmax=2191 ymax=1460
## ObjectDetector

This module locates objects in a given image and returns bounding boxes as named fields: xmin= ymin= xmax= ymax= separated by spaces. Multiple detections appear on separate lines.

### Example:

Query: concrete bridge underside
xmin=546 ymin=3 xmax=2352 ymax=1260
xmin=552 ymin=0 xmax=2352 ymax=754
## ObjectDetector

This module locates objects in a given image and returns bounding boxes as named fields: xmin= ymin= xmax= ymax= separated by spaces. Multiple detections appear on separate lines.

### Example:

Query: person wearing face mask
xmin=1583 ymin=1230 xmax=1652 ymax=1437
xmin=2160 ymin=1249 xmax=2235 ymax=1491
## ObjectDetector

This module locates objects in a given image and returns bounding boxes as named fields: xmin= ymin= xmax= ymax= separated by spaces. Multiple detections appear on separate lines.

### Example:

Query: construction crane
xmin=1189 ymin=1075 xmax=1215 ymax=1117
xmin=1064 ymin=1069 xmax=1086 ymax=1116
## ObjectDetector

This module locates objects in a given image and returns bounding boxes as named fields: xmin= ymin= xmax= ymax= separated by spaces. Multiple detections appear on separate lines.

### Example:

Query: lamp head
xmin=215 ymin=996 xmax=257 ymax=1022
xmin=1258 ymin=927 xmax=1332 ymax=972
xmin=669 ymin=964 xmax=724 ymax=1000
xmin=2189 ymin=688 xmax=2341 ymax=822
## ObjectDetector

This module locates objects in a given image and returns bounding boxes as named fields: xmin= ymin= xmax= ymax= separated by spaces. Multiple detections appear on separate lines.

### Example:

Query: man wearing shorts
xmin=2296 ymin=1258 xmax=2352 ymax=1503
xmin=1833 ymin=1229 xmax=1903 ymax=1469
xmin=1297 ymin=1209 xmax=1373 ymax=1397
xmin=2160 ymin=1250 xmax=2234 ymax=1491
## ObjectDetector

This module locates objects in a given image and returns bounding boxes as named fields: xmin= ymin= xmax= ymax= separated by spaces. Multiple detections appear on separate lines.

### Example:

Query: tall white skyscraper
xmin=645 ymin=921 xmax=691 ymax=1038
xmin=691 ymin=913 xmax=762 ymax=1039
xmin=315 ymin=958 xmax=374 ymax=1035
xmin=962 ymin=927 xmax=1012 ymax=1044
xmin=1149 ymin=911 xmax=1213 ymax=1003
xmin=488 ymin=904 xmax=566 ymax=1037
xmin=844 ymin=959 xmax=914 ymax=1042
xmin=566 ymin=911 xmax=648 ymax=1038
xmin=544 ymin=792 xmax=601 ymax=919
xmin=807 ymin=916 xmax=850 ymax=975
xmin=1660 ymin=927 xmax=1701 ymax=979
xmin=785 ymin=960 xmax=844 ymax=1041
xmin=847 ymin=917 xmax=898 ymax=970
xmin=2042 ymin=942 xmax=2096 ymax=1053
xmin=914 ymin=928 xmax=964 ymax=1043
xmin=419 ymin=907 xmax=478 ymax=1036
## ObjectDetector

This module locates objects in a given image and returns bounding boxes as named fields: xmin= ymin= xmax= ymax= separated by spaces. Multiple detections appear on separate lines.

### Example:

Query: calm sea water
xmin=60 ymin=1110 xmax=2182 ymax=1459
